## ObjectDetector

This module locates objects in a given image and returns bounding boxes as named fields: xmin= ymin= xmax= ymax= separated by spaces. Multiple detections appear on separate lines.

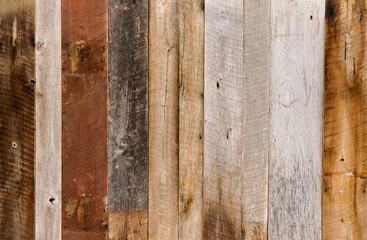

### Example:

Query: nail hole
xmin=310 ymin=15 xmax=313 ymax=20
xmin=216 ymin=82 xmax=220 ymax=89
xmin=30 ymin=80 xmax=35 ymax=84
xmin=12 ymin=142 xmax=17 ymax=148
xmin=49 ymin=197 xmax=55 ymax=204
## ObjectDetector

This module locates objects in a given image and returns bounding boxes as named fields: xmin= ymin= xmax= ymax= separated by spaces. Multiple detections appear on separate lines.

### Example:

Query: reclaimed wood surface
xmin=204 ymin=0 xmax=244 ymax=239
xmin=62 ymin=0 xmax=108 ymax=238
xmin=268 ymin=1 xmax=325 ymax=239
xmin=0 ymin=1 xmax=35 ymax=239
xmin=323 ymin=0 xmax=367 ymax=239
xmin=243 ymin=0 xmax=270 ymax=239
xmin=108 ymin=0 xmax=148 ymax=239
xmin=35 ymin=0 xmax=61 ymax=239
xmin=149 ymin=0 xmax=180 ymax=238
xmin=178 ymin=0 xmax=204 ymax=239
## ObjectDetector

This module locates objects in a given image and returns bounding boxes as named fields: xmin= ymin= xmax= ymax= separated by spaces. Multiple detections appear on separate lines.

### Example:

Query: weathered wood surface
xmin=108 ymin=0 xmax=148 ymax=239
xmin=268 ymin=1 xmax=325 ymax=239
xmin=0 ymin=1 xmax=35 ymax=239
xmin=62 ymin=0 xmax=108 ymax=238
xmin=243 ymin=0 xmax=270 ymax=239
xmin=323 ymin=0 xmax=367 ymax=239
xmin=178 ymin=0 xmax=204 ymax=239
xmin=35 ymin=0 xmax=61 ymax=239
xmin=204 ymin=0 xmax=244 ymax=239
xmin=149 ymin=0 xmax=179 ymax=238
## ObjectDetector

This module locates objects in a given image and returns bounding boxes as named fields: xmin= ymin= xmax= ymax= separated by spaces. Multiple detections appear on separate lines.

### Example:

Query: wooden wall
xmin=2 ymin=0 xmax=367 ymax=239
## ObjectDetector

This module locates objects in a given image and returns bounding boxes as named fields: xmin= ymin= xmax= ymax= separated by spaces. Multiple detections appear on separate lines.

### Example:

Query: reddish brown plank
xmin=0 ymin=1 xmax=35 ymax=239
xmin=62 ymin=0 xmax=108 ymax=239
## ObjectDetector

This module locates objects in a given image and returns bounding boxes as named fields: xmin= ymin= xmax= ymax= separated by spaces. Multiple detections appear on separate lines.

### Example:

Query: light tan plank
xmin=35 ymin=0 xmax=61 ymax=239
xmin=268 ymin=1 xmax=325 ymax=239
xmin=203 ymin=0 xmax=244 ymax=239
xmin=243 ymin=0 xmax=270 ymax=239
xmin=149 ymin=0 xmax=179 ymax=239
xmin=178 ymin=0 xmax=204 ymax=239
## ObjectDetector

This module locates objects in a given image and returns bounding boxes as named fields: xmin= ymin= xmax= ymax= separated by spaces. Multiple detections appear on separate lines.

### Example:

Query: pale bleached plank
xmin=243 ymin=0 xmax=270 ymax=239
xmin=323 ymin=1 xmax=367 ymax=239
xmin=148 ymin=0 xmax=179 ymax=239
xmin=35 ymin=0 xmax=61 ymax=239
xmin=268 ymin=1 xmax=325 ymax=239
xmin=178 ymin=0 xmax=204 ymax=239
xmin=203 ymin=0 xmax=244 ymax=238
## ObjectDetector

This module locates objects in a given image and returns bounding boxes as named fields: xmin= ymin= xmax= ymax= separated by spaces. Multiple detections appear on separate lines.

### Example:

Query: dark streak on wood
xmin=108 ymin=0 xmax=148 ymax=239
xmin=62 ymin=0 xmax=108 ymax=239
xmin=324 ymin=0 xmax=367 ymax=239
xmin=0 ymin=2 xmax=35 ymax=239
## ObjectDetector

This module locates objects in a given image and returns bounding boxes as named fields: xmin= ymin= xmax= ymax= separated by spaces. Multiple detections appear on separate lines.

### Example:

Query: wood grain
xmin=268 ymin=1 xmax=325 ymax=239
xmin=178 ymin=0 xmax=204 ymax=239
xmin=149 ymin=0 xmax=180 ymax=238
xmin=62 ymin=0 xmax=108 ymax=239
xmin=108 ymin=0 xmax=148 ymax=239
xmin=323 ymin=0 xmax=367 ymax=239
xmin=0 ymin=1 xmax=35 ymax=239
xmin=243 ymin=0 xmax=270 ymax=239
xmin=203 ymin=0 xmax=244 ymax=239
xmin=35 ymin=0 xmax=61 ymax=238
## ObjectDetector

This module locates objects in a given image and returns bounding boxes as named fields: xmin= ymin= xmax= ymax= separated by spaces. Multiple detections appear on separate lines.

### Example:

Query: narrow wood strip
xmin=178 ymin=0 xmax=204 ymax=239
xmin=108 ymin=0 xmax=148 ymax=239
xmin=243 ymin=0 xmax=270 ymax=239
xmin=0 ymin=1 xmax=35 ymax=239
xmin=149 ymin=0 xmax=180 ymax=238
xmin=203 ymin=0 xmax=244 ymax=239
xmin=61 ymin=0 xmax=108 ymax=238
xmin=323 ymin=0 xmax=367 ymax=239
xmin=268 ymin=1 xmax=325 ymax=239
xmin=35 ymin=0 xmax=61 ymax=238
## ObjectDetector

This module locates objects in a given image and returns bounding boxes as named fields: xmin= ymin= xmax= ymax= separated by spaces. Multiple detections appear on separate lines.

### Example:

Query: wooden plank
xmin=178 ymin=0 xmax=204 ymax=239
xmin=0 ymin=1 xmax=35 ymax=239
xmin=61 ymin=0 xmax=108 ymax=238
xmin=148 ymin=0 xmax=179 ymax=238
xmin=35 ymin=0 xmax=61 ymax=239
xmin=108 ymin=0 xmax=148 ymax=239
xmin=243 ymin=0 xmax=270 ymax=239
xmin=323 ymin=0 xmax=367 ymax=239
xmin=203 ymin=0 xmax=244 ymax=239
xmin=268 ymin=1 xmax=325 ymax=239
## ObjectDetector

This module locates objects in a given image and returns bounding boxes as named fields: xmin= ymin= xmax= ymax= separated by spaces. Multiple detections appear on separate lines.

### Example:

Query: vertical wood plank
xmin=203 ymin=0 xmax=244 ymax=239
xmin=108 ymin=0 xmax=148 ymax=239
xmin=323 ymin=1 xmax=367 ymax=239
xmin=61 ymin=0 xmax=108 ymax=238
xmin=178 ymin=0 xmax=204 ymax=239
xmin=149 ymin=0 xmax=179 ymax=238
xmin=243 ymin=0 xmax=270 ymax=239
xmin=35 ymin=0 xmax=61 ymax=238
xmin=268 ymin=1 xmax=325 ymax=239
xmin=0 ymin=1 xmax=35 ymax=239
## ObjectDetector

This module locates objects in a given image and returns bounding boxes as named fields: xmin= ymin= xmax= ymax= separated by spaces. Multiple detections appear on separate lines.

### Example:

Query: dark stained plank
xmin=108 ymin=0 xmax=148 ymax=239
xmin=0 ymin=1 xmax=35 ymax=239
xmin=323 ymin=0 xmax=367 ymax=239
xmin=61 ymin=0 xmax=108 ymax=239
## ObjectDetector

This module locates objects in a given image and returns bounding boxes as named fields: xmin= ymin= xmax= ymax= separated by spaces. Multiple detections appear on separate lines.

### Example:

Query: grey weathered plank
xmin=148 ymin=0 xmax=180 ymax=239
xmin=203 ymin=0 xmax=244 ymax=239
xmin=268 ymin=1 xmax=325 ymax=239
xmin=108 ymin=0 xmax=148 ymax=239
xmin=243 ymin=0 xmax=270 ymax=239
xmin=35 ymin=0 xmax=61 ymax=239
xmin=178 ymin=0 xmax=204 ymax=239
xmin=0 ymin=0 xmax=35 ymax=239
